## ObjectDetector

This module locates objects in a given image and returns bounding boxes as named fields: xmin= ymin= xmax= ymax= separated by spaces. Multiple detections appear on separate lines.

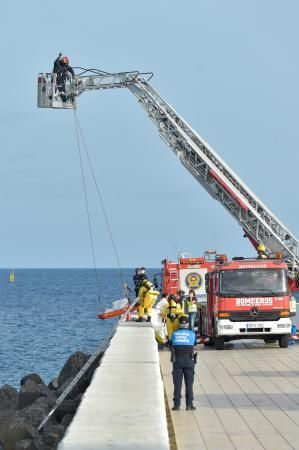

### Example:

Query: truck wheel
xmin=264 ymin=338 xmax=277 ymax=344
xmin=204 ymin=338 xmax=215 ymax=347
xmin=279 ymin=335 xmax=289 ymax=348
xmin=215 ymin=337 xmax=225 ymax=350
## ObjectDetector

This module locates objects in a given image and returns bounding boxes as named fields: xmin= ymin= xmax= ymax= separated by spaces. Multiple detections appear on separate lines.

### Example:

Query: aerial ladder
xmin=37 ymin=70 xmax=299 ymax=288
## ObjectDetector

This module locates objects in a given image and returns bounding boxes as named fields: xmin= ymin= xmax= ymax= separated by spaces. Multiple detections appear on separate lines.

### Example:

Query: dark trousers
xmin=172 ymin=354 xmax=195 ymax=406
xmin=56 ymin=73 xmax=68 ymax=102
xmin=57 ymin=81 xmax=67 ymax=102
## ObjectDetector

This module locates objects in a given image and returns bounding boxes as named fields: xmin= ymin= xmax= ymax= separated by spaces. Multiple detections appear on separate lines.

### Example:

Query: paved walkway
xmin=160 ymin=340 xmax=299 ymax=450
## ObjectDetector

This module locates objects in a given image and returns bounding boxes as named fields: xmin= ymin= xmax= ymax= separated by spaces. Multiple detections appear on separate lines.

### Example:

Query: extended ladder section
xmin=37 ymin=71 xmax=299 ymax=277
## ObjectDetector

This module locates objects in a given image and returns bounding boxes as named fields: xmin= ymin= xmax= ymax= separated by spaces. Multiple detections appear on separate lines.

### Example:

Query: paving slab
xmin=160 ymin=340 xmax=299 ymax=450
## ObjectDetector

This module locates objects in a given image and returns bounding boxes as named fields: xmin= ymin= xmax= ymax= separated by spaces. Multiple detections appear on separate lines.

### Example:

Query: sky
xmin=0 ymin=0 xmax=298 ymax=268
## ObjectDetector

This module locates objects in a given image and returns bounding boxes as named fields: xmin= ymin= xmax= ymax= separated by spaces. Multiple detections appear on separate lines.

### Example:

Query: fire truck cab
xmin=200 ymin=255 xmax=292 ymax=350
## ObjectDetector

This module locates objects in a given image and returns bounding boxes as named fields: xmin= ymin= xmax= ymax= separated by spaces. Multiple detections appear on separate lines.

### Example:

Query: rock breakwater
xmin=0 ymin=350 xmax=104 ymax=450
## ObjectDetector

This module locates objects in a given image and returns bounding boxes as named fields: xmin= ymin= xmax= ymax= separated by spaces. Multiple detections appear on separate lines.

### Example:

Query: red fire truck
xmin=199 ymin=254 xmax=292 ymax=349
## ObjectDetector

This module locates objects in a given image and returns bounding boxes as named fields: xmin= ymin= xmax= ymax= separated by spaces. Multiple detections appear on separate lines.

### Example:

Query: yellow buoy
xmin=9 ymin=270 xmax=15 ymax=283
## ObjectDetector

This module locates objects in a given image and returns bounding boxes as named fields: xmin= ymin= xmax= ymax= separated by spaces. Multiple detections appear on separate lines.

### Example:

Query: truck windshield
xmin=219 ymin=269 xmax=287 ymax=297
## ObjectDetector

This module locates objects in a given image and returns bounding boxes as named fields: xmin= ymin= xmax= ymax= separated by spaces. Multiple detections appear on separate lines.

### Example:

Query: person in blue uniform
xmin=171 ymin=315 xmax=197 ymax=411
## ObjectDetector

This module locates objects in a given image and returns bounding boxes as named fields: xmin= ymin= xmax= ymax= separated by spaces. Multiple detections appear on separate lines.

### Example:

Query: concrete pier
xmin=161 ymin=340 xmax=299 ymax=450
xmin=59 ymin=322 xmax=169 ymax=450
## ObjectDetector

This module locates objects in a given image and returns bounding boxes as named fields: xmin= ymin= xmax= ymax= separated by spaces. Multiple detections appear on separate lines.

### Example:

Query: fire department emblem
xmin=250 ymin=307 xmax=259 ymax=317
xmin=185 ymin=272 xmax=202 ymax=290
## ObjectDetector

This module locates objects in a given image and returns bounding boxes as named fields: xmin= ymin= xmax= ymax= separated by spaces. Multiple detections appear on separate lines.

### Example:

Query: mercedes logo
xmin=250 ymin=307 xmax=259 ymax=317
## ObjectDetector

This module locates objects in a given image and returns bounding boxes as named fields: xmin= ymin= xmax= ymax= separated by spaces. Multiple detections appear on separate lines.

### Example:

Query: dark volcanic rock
xmin=0 ymin=385 xmax=19 ymax=429
xmin=20 ymin=374 xmax=44 ymax=387
xmin=27 ymin=437 xmax=44 ymax=450
xmin=55 ymin=377 xmax=73 ymax=398
xmin=18 ymin=379 xmax=56 ymax=410
xmin=43 ymin=423 xmax=64 ymax=440
xmin=61 ymin=414 xmax=74 ymax=429
xmin=28 ymin=431 xmax=59 ymax=450
xmin=0 ymin=385 xmax=18 ymax=412
xmin=48 ymin=377 xmax=59 ymax=391
xmin=34 ymin=396 xmax=55 ymax=411
xmin=14 ymin=439 xmax=32 ymax=449
xmin=0 ymin=349 xmax=105 ymax=450
xmin=17 ymin=401 xmax=51 ymax=429
xmin=74 ymin=393 xmax=83 ymax=408
xmin=0 ymin=416 xmax=37 ymax=450
xmin=56 ymin=399 xmax=76 ymax=422
xmin=58 ymin=351 xmax=90 ymax=387
xmin=41 ymin=432 xmax=60 ymax=449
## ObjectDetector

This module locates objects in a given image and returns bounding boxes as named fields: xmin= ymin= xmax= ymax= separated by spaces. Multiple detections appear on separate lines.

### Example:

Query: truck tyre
xmin=264 ymin=338 xmax=277 ymax=344
xmin=279 ymin=335 xmax=289 ymax=348
xmin=215 ymin=337 xmax=225 ymax=350
xmin=204 ymin=338 xmax=215 ymax=347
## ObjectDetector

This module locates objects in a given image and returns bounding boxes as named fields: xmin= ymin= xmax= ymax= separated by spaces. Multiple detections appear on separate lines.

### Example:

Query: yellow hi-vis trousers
xmin=137 ymin=303 xmax=145 ymax=318
xmin=143 ymin=290 xmax=159 ymax=317
xmin=166 ymin=318 xmax=179 ymax=341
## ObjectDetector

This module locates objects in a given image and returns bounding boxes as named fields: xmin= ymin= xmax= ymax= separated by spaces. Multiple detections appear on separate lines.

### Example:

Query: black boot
xmin=136 ymin=317 xmax=144 ymax=322
xmin=172 ymin=405 xmax=180 ymax=411
xmin=146 ymin=316 xmax=151 ymax=323
xmin=186 ymin=404 xmax=196 ymax=411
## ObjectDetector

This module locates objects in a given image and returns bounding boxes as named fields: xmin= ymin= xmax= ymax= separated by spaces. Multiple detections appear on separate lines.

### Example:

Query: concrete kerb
xmin=163 ymin=376 xmax=178 ymax=450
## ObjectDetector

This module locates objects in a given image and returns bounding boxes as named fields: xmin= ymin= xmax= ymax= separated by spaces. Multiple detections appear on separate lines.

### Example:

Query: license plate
xmin=247 ymin=323 xmax=263 ymax=328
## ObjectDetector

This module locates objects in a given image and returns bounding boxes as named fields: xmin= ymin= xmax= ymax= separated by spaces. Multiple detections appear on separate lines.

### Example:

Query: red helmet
xmin=60 ymin=56 xmax=69 ymax=65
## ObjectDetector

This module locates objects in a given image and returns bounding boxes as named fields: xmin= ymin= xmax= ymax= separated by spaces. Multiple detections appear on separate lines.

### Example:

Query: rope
xmin=72 ymin=111 xmax=102 ymax=307
xmin=73 ymin=109 xmax=125 ymax=297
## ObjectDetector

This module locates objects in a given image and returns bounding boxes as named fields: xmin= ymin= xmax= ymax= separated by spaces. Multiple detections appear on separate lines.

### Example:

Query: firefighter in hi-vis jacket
xmin=162 ymin=294 xmax=183 ymax=340
xmin=137 ymin=279 xmax=159 ymax=323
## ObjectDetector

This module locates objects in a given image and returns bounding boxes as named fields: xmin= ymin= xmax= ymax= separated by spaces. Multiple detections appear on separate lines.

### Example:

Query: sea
xmin=0 ymin=268 xmax=159 ymax=389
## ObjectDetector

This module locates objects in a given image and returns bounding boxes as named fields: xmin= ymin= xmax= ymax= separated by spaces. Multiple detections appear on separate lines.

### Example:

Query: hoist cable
xmin=72 ymin=111 xmax=102 ymax=307
xmin=73 ymin=109 xmax=125 ymax=295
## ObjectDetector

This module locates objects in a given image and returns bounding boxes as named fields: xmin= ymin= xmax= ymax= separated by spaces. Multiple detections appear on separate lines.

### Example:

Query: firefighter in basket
xmin=136 ymin=279 xmax=159 ymax=323
xmin=257 ymin=243 xmax=267 ymax=259
xmin=52 ymin=53 xmax=75 ymax=102
xmin=162 ymin=294 xmax=183 ymax=341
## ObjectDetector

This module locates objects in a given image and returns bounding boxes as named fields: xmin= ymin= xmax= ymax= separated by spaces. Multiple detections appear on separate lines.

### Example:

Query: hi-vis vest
xmin=188 ymin=301 xmax=197 ymax=313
